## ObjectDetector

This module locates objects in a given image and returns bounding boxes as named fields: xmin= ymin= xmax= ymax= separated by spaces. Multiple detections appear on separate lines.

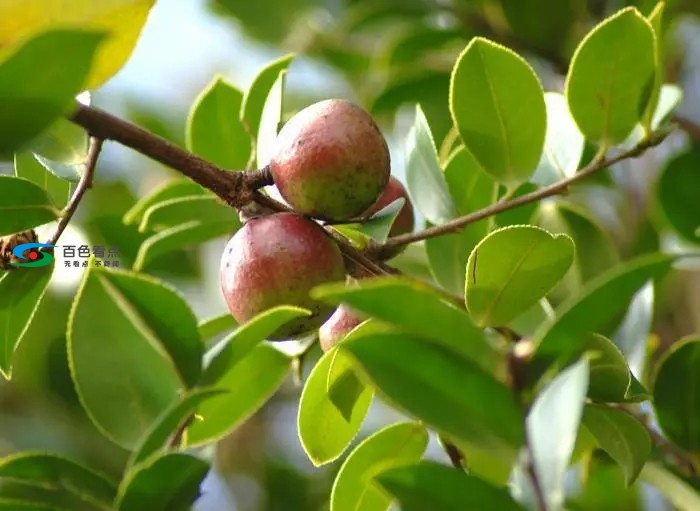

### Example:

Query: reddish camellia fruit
xmin=220 ymin=212 xmax=346 ymax=340
xmin=319 ymin=304 xmax=364 ymax=352
xmin=269 ymin=99 xmax=391 ymax=221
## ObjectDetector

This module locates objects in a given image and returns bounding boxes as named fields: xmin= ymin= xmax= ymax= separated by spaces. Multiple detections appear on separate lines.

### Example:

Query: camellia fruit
xmin=220 ymin=212 xmax=346 ymax=340
xmin=319 ymin=304 xmax=364 ymax=352
xmin=268 ymin=99 xmax=390 ymax=221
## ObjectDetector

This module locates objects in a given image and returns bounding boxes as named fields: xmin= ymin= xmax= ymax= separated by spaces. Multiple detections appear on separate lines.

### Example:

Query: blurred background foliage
xmin=2 ymin=0 xmax=700 ymax=509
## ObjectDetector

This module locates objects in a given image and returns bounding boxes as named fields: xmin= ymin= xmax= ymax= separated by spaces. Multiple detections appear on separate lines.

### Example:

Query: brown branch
xmin=673 ymin=115 xmax=700 ymax=141
xmin=376 ymin=127 xmax=672 ymax=256
xmin=45 ymin=136 xmax=103 ymax=246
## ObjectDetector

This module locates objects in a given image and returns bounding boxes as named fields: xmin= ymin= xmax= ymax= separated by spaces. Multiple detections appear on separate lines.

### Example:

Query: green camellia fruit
xmin=319 ymin=304 xmax=364 ymax=352
xmin=220 ymin=212 xmax=346 ymax=340
xmin=269 ymin=99 xmax=391 ymax=221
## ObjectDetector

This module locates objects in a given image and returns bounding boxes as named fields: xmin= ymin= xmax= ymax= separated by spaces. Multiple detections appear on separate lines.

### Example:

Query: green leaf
xmin=0 ymin=500 xmax=69 ymax=511
xmin=426 ymin=146 xmax=497 ymax=295
xmin=0 ymin=452 xmax=116 ymax=508
xmin=201 ymin=305 xmax=309 ymax=385
xmin=357 ymin=198 xmax=406 ymax=244
xmin=582 ymin=404 xmax=651 ymax=485
xmin=450 ymin=37 xmax=546 ymax=187
xmin=298 ymin=349 xmax=373 ymax=466
xmin=657 ymin=147 xmax=700 ymax=243
xmin=29 ymin=118 xmax=88 ymax=182
xmin=650 ymin=84 xmax=683 ymax=129
xmin=534 ymin=253 xmax=674 ymax=364
xmin=376 ymin=462 xmax=525 ymax=511
xmin=584 ymin=333 xmax=632 ymax=402
xmin=565 ymin=8 xmax=656 ymax=145
xmin=330 ymin=422 xmax=428 ymax=511
xmin=0 ymin=176 xmax=59 ymax=236
xmin=133 ymin=220 xmax=234 ymax=271
xmin=0 ymin=29 xmax=103 ymax=156
xmin=197 ymin=313 xmax=237 ymax=342
xmin=255 ymin=69 xmax=286 ymax=168
xmin=123 ymin=179 xmax=207 ymax=225
xmin=509 ymin=299 xmax=554 ymax=338
xmin=519 ymin=358 xmax=589 ymax=511
xmin=532 ymin=93 xmax=585 ymax=187
xmin=14 ymin=153 xmax=70 ymax=209
xmin=138 ymin=195 xmax=239 ymax=233
xmin=0 ymin=266 xmax=52 ymax=379
xmin=313 ymin=277 xmax=498 ymax=373
xmin=98 ymin=268 xmax=203 ymax=387
xmin=466 ymin=225 xmax=575 ymax=327
xmin=241 ymin=53 xmax=294 ymax=139
xmin=653 ymin=337 xmax=700 ymax=451
xmin=187 ymin=344 xmax=290 ymax=445
xmin=68 ymin=266 xmax=183 ymax=448
xmin=405 ymin=105 xmax=457 ymax=225
xmin=642 ymin=1 xmax=665 ymax=132
xmin=614 ymin=282 xmax=653 ymax=379
xmin=640 ymin=462 xmax=700 ymax=511
xmin=186 ymin=77 xmax=251 ymax=170
xmin=130 ymin=388 xmax=226 ymax=467
xmin=344 ymin=331 xmax=523 ymax=453
xmin=116 ymin=453 xmax=208 ymax=511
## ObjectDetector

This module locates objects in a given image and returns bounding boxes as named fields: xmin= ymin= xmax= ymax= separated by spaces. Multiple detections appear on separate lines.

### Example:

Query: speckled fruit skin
xmin=220 ymin=213 xmax=346 ymax=340
xmin=363 ymin=176 xmax=415 ymax=259
xmin=269 ymin=99 xmax=391 ymax=221
xmin=319 ymin=304 xmax=364 ymax=352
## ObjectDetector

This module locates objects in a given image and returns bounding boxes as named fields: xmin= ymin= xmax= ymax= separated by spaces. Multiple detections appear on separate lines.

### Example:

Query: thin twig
xmin=524 ymin=437 xmax=550 ymax=511
xmin=673 ymin=115 xmax=700 ymax=141
xmin=377 ymin=128 xmax=671 ymax=254
xmin=438 ymin=434 xmax=466 ymax=469
xmin=45 ymin=137 xmax=103 ymax=246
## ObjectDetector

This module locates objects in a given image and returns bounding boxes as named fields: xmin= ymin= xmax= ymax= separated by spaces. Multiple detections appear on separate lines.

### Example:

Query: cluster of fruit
xmin=219 ymin=99 xmax=414 ymax=349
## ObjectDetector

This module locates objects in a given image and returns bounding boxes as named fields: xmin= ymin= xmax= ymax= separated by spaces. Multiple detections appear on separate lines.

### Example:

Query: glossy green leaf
xmin=653 ymin=337 xmax=700 ymax=451
xmin=14 ymin=153 xmax=70 ymax=209
xmin=650 ymin=84 xmax=683 ymax=129
xmin=426 ymin=146 xmax=496 ymax=295
xmin=0 ymin=266 xmax=52 ymax=379
xmin=640 ymin=462 xmax=700 ymax=511
xmin=0 ymin=452 xmax=116 ymax=508
xmin=197 ymin=313 xmax=237 ymax=342
xmin=565 ymin=8 xmax=656 ymax=144
xmin=405 ymin=105 xmax=457 ymax=225
xmin=0 ymin=29 xmax=103 ymax=156
xmin=187 ymin=344 xmax=290 ymax=445
xmin=98 ymin=268 xmax=203 ymax=387
xmin=0 ymin=500 xmax=68 ymax=511
xmin=330 ymin=422 xmax=428 ymax=511
xmin=357 ymin=198 xmax=406 ymax=244
xmin=614 ymin=282 xmax=654 ymax=379
xmin=657 ymin=148 xmax=700 ymax=243
xmin=241 ymin=53 xmax=294 ymax=138
xmin=642 ymin=1 xmax=665 ymax=132
xmin=521 ymin=358 xmax=589 ymax=511
xmin=313 ymin=277 xmax=498 ymax=373
xmin=68 ymin=266 xmax=183 ymax=448
xmin=130 ymin=388 xmax=226 ymax=467
xmin=0 ymin=176 xmax=59 ymax=236
xmin=532 ymin=93 xmax=585 ymax=187
xmin=466 ymin=225 xmax=575 ymax=327
xmin=116 ymin=453 xmax=208 ymax=511
xmin=582 ymin=404 xmax=651 ymax=485
xmin=133 ymin=220 xmax=234 ymax=271
xmin=256 ymin=69 xmax=285 ymax=168
xmin=29 ymin=119 xmax=88 ymax=182
xmin=138 ymin=195 xmax=239 ymax=233
xmin=584 ymin=333 xmax=631 ymax=402
xmin=186 ymin=77 xmax=251 ymax=170
xmin=535 ymin=253 xmax=673 ymax=363
xmin=344 ymin=331 xmax=523 ymax=453
xmin=298 ymin=349 xmax=373 ymax=466
xmin=201 ymin=305 xmax=309 ymax=384
xmin=450 ymin=37 xmax=546 ymax=187
xmin=123 ymin=179 xmax=207 ymax=225
xmin=377 ymin=462 xmax=525 ymax=511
